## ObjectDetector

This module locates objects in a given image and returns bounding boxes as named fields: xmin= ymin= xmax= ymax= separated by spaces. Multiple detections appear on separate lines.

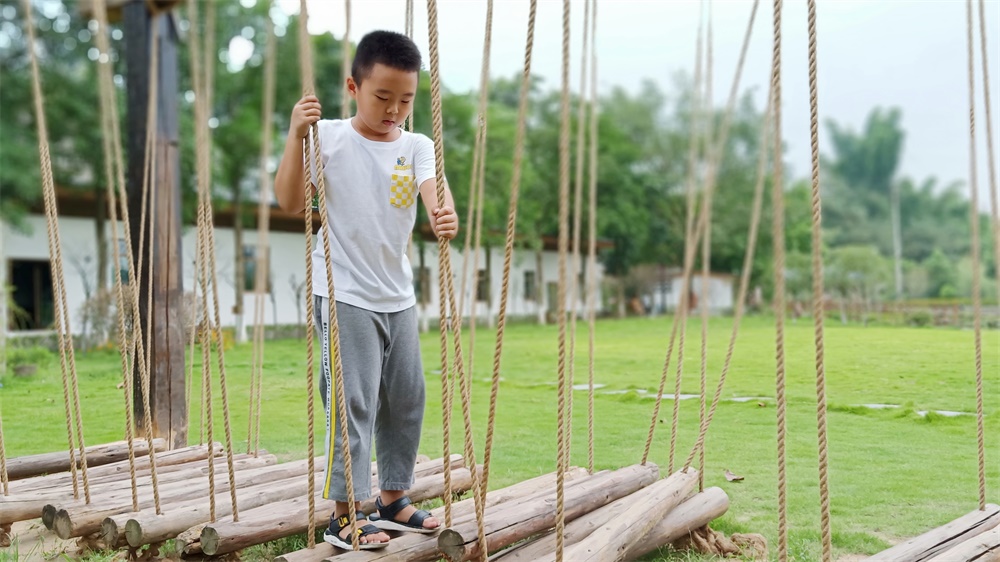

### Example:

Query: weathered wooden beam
xmin=437 ymin=463 xmax=660 ymax=562
xmin=324 ymin=468 xmax=593 ymax=562
xmin=14 ymin=443 xmax=220 ymax=494
xmin=50 ymin=454 xmax=277 ymax=539
xmin=925 ymin=526 xmax=1000 ymax=562
xmin=867 ymin=504 xmax=1000 ymax=562
xmin=492 ymin=484 xmax=729 ymax=562
xmin=552 ymin=469 xmax=699 ymax=562
xmin=117 ymin=472 xmax=317 ymax=547
xmin=199 ymin=467 xmax=477 ymax=556
xmin=5 ymin=439 xmax=165 ymax=481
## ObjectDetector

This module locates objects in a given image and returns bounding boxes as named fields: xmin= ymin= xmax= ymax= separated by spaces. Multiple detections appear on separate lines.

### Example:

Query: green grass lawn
xmin=2 ymin=315 xmax=998 ymax=561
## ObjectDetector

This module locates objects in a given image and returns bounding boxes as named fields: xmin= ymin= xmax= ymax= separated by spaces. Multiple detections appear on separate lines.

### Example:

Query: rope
xmin=248 ymin=4 xmax=276 ymax=457
xmin=405 ymin=0 xmax=414 ymax=133
xmin=806 ymin=1 xmax=832 ymax=558
xmin=979 ymin=0 xmax=1000 ymax=312
xmin=698 ymin=0 xmax=714 ymax=490
xmin=645 ymin=8 xmax=705 ymax=470
xmin=770 ymin=1 xmax=789 ymax=559
xmin=299 ymin=0 xmax=359 ymax=548
xmin=297 ymin=0 xmax=319 ymax=547
xmin=966 ymin=0 xmax=987 ymax=512
xmin=341 ymin=0 xmax=352 ymax=120
xmin=91 ymin=0 xmax=140 ymax=510
xmin=133 ymin=14 xmax=163 ymax=515
xmin=555 ymin=1 xmax=572 ymax=559
xmin=22 ymin=0 xmax=91 ymax=504
xmin=564 ymin=0 xmax=591 ymax=465
xmin=679 ymin=0 xmax=765 ymax=478
xmin=458 ymin=0 xmax=494 ymax=492
xmin=483 ymin=0 xmax=535 ymax=503
xmin=585 ymin=0 xmax=598 ymax=476
xmin=426 ymin=1 xmax=488 ymax=555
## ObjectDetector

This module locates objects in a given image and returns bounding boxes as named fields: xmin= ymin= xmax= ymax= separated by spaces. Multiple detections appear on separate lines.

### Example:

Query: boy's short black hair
xmin=352 ymin=30 xmax=422 ymax=84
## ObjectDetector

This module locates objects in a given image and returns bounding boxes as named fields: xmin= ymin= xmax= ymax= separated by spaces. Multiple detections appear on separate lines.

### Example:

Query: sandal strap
xmin=376 ymin=495 xmax=431 ymax=528
xmin=334 ymin=515 xmax=382 ymax=539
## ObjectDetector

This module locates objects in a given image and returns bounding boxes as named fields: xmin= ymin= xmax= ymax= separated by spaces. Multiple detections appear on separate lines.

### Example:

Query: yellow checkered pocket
xmin=389 ymin=173 xmax=416 ymax=209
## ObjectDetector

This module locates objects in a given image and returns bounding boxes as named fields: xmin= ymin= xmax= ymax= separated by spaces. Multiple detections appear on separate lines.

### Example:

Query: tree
xmin=823 ymin=108 xmax=905 ymax=297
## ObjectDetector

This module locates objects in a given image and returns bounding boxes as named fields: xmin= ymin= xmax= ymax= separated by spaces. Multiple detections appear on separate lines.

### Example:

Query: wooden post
xmin=123 ymin=1 xmax=186 ymax=448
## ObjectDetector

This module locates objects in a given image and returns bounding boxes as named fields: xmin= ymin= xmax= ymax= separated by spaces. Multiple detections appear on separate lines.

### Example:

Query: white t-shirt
xmin=309 ymin=119 xmax=435 ymax=312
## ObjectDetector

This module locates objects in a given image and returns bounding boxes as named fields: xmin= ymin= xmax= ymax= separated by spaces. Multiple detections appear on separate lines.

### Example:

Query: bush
xmin=905 ymin=310 xmax=933 ymax=327
xmin=6 ymin=346 xmax=54 ymax=376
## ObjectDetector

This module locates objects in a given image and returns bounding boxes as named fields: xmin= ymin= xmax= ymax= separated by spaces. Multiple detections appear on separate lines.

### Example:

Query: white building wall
xmin=4 ymin=215 xmax=607 ymax=335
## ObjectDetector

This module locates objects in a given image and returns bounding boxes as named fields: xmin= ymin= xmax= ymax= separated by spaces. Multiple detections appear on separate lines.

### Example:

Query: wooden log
xmin=51 ymin=454 xmax=278 ymax=539
xmin=119 ymin=472 xmax=319 ymax=547
xmin=276 ymin=467 xmax=591 ymax=562
xmin=199 ymin=466 xmax=477 ymax=556
xmin=12 ymin=443 xmax=220 ymax=493
xmin=178 ymin=455 xmax=465 ymax=557
xmin=437 ymin=463 xmax=660 ymax=562
xmin=112 ymin=457 xmax=324 ymax=547
xmin=867 ymin=504 xmax=1000 ymax=562
xmin=5 ymin=439 xmax=167 ymax=480
xmin=542 ymin=469 xmax=699 ymax=562
xmin=925 ymin=525 xmax=1000 ymax=562
xmin=492 ymin=485 xmax=729 ymax=562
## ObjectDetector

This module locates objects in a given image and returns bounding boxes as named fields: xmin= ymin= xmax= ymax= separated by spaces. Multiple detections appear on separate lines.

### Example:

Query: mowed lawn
xmin=2 ymin=315 xmax=998 ymax=561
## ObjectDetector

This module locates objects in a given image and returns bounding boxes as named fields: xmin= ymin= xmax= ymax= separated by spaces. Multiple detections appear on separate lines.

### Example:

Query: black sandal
xmin=371 ymin=496 xmax=437 ymax=534
xmin=323 ymin=511 xmax=389 ymax=550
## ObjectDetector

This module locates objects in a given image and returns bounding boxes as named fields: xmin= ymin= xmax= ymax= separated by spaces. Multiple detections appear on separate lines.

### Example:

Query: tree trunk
xmin=536 ymin=249 xmax=545 ymax=325
xmin=616 ymin=279 xmax=626 ymax=319
xmin=234 ymin=180 xmax=246 ymax=344
xmin=891 ymin=179 xmax=903 ymax=300
xmin=485 ymin=246 xmax=494 ymax=328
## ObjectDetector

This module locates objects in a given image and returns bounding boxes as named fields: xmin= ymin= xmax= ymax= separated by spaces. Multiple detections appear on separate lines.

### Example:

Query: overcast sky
xmin=268 ymin=0 xmax=1000 ymax=207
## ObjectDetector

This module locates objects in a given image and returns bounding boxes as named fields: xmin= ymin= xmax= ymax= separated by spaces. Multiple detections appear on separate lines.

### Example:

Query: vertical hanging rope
xmin=300 ymin=0 xmax=360 ymax=549
xmin=966 ymin=0 xmax=987 ymax=512
xmin=648 ymin=7 xmax=704 ymax=470
xmin=248 ymin=3 xmax=276 ymax=457
xmin=565 ymin=0 xmax=591 ymax=462
xmin=978 ymin=0 xmax=1000 ymax=311
xmin=483 ymin=0 xmax=536 ymax=501
xmin=698 ymin=0 xmax=714 ymax=491
xmin=426 ymin=1 xmax=489 ymax=556
xmin=805 ymin=1 xmax=832 ymax=558
xmin=92 ymin=0 xmax=141 ymax=510
xmin=555 ymin=0 xmax=572 ymax=560
xmin=770 ymin=1 xmax=789 ymax=560
xmin=297 ymin=0 xmax=319 ymax=547
xmin=341 ymin=0 xmax=352 ymax=120
xmin=187 ymin=0 xmax=217 ymax=521
xmin=682 ymin=0 xmax=762 ymax=473
xmin=139 ymin=15 xmax=163 ymax=515
xmin=21 ymin=0 xmax=91 ymax=504
xmin=585 ymin=0 xmax=598 ymax=476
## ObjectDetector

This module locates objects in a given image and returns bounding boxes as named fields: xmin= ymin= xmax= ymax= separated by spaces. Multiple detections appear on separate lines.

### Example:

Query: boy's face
xmin=347 ymin=63 xmax=418 ymax=141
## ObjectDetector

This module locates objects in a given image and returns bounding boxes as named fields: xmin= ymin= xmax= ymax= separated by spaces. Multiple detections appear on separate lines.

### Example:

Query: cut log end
xmin=438 ymin=528 xmax=466 ymax=561
xmin=124 ymin=518 xmax=142 ymax=548
xmin=201 ymin=526 xmax=221 ymax=556
xmin=53 ymin=509 xmax=74 ymax=540
xmin=101 ymin=517 xmax=120 ymax=547
xmin=42 ymin=504 xmax=57 ymax=529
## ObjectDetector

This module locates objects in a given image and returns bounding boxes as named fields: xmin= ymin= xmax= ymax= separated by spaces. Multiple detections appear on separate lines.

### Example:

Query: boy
xmin=274 ymin=30 xmax=456 ymax=549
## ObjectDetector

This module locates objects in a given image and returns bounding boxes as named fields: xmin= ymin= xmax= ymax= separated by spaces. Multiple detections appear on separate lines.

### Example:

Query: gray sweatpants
xmin=314 ymin=296 xmax=425 ymax=502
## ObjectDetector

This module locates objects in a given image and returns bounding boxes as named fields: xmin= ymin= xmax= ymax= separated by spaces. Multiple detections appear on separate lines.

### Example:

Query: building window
xmin=8 ymin=260 xmax=54 ymax=331
xmin=524 ymin=270 xmax=537 ymax=301
xmin=243 ymin=245 xmax=272 ymax=293
xmin=476 ymin=269 xmax=489 ymax=302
